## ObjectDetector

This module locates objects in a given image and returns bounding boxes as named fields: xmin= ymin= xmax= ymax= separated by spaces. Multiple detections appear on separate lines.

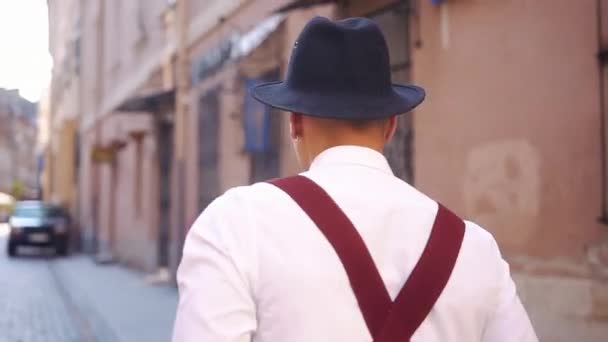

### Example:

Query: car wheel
xmin=55 ymin=241 xmax=68 ymax=256
xmin=7 ymin=242 xmax=17 ymax=257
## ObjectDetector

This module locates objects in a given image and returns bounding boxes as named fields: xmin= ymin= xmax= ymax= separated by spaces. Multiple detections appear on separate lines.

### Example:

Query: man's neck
xmin=304 ymin=140 xmax=384 ymax=169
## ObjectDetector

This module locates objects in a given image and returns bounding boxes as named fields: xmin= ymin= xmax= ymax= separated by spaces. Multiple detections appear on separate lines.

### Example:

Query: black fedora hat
xmin=252 ymin=16 xmax=425 ymax=120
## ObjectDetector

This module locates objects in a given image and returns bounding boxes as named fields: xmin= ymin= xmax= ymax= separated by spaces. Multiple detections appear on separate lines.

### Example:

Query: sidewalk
xmin=50 ymin=255 xmax=178 ymax=342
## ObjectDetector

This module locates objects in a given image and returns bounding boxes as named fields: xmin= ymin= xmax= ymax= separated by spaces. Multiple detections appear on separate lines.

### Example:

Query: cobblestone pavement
xmin=51 ymin=256 xmax=178 ymax=342
xmin=0 ymin=224 xmax=178 ymax=342
xmin=0 ymin=224 xmax=85 ymax=342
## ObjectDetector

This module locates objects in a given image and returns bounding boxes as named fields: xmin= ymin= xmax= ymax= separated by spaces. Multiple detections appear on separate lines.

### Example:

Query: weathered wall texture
xmin=413 ymin=0 xmax=608 ymax=339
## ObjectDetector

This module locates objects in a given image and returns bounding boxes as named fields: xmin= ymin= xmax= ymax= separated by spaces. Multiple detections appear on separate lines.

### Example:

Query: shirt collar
xmin=309 ymin=145 xmax=394 ymax=175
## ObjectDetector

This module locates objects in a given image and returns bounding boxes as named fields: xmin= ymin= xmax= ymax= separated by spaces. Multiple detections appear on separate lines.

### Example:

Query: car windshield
xmin=12 ymin=205 xmax=63 ymax=218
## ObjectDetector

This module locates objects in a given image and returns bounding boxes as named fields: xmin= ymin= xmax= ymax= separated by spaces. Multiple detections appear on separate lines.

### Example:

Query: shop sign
xmin=91 ymin=146 xmax=115 ymax=163
xmin=191 ymin=33 xmax=239 ymax=85
xmin=191 ymin=14 xmax=285 ymax=85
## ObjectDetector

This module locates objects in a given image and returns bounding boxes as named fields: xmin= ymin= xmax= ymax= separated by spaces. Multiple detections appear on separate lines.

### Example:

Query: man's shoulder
xmin=202 ymin=180 xmax=285 ymax=215
xmin=459 ymin=219 xmax=506 ymax=270
xmin=188 ymin=182 xmax=278 ymax=242
xmin=462 ymin=220 xmax=499 ymax=249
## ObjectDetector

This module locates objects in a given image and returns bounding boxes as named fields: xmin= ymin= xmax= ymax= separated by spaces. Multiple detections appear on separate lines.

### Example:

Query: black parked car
xmin=6 ymin=201 xmax=69 ymax=257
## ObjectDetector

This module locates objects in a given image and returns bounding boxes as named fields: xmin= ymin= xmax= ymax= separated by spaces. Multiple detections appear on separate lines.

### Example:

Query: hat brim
xmin=251 ymin=81 xmax=425 ymax=120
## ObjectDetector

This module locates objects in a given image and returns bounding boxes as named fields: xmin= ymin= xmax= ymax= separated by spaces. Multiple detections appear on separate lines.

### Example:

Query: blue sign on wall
xmin=243 ymin=78 xmax=271 ymax=153
xmin=37 ymin=154 xmax=44 ymax=172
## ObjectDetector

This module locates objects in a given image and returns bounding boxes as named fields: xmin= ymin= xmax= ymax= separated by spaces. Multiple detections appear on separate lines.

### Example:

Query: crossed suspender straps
xmin=268 ymin=176 xmax=465 ymax=342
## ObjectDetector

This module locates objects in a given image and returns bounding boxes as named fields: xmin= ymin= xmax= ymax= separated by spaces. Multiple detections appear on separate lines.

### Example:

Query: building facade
xmin=44 ymin=1 xmax=608 ymax=340
xmin=44 ymin=0 xmax=82 ymax=250
xmin=73 ymin=0 xmax=179 ymax=269
xmin=413 ymin=1 xmax=608 ymax=339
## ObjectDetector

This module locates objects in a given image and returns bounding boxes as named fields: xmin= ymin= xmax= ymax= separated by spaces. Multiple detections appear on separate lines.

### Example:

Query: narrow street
xmin=0 ymin=223 xmax=178 ymax=342
xmin=0 ymin=224 xmax=85 ymax=342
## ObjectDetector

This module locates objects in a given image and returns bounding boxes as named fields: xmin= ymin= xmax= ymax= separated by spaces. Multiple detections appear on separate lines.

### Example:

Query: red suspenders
xmin=268 ymin=176 xmax=465 ymax=341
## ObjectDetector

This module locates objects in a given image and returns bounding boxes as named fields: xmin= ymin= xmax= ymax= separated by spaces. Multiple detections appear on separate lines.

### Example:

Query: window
xmin=198 ymin=89 xmax=220 ymax=211
xmin=130 ymin=132 xmax=145 ymax=217
xmin=242 ymin=69 xmax=281 ymax=183
xmin=134 ymin=0 xmax=148 ymax=48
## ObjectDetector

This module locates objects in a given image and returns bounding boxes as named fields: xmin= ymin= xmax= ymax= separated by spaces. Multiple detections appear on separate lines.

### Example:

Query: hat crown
xmin=285 ymin=17 xmax=392 ymax=96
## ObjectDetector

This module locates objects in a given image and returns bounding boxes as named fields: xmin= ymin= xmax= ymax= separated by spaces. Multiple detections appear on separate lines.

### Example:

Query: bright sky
xmin=0 ymin=0 xmax=51 ymax=102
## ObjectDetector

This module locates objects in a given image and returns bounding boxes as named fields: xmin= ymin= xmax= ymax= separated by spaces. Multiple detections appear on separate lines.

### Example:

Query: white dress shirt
xmin=172 ymin=145 xmax=538 ymax=342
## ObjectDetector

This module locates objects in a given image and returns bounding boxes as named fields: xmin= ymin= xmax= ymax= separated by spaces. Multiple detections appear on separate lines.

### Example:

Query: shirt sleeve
xmin=480 ymin=233 xmax=538 ymax=342
xmin=172 ymin=191 xmax=257 ymax=342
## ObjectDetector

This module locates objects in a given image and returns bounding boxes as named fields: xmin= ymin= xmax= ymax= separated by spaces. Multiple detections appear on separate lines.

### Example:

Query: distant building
xmin=0 ymin=88 xmax=37 ymax=199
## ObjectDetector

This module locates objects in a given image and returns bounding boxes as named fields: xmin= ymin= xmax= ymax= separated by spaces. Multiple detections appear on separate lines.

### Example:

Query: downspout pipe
xmin=597 ymin=0 xmax=608 ymax=224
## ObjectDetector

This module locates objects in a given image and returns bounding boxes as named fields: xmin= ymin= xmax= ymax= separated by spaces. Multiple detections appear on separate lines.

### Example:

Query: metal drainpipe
xmin=597 ymin=0 xmax=608 ymax=224
xmin=9 ymin=107 xmax=16 ymax=194
xmin=175 ymin=0 xmax=189 ymax=280
xmin=92 ymin=0 xmax=105 ymax=255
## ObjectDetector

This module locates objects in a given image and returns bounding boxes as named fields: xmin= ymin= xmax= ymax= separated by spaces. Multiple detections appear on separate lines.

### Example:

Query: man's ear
xmin=290 ymin=112 xmax=304 ymax=139
xmin=384 ymin=115 xmax=398 ymax=142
